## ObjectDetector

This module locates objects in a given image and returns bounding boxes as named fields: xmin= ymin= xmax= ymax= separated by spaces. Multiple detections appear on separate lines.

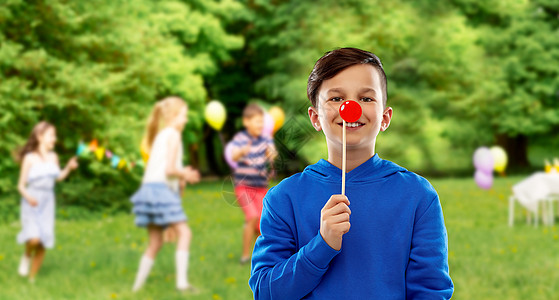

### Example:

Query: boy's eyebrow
xmin=325 ymin=88 xmax=346 ymax=95
xmin=358 ymin=87 xmax=380 ymax=96
xmin=326 ymin=87 xmax=380 ymax=96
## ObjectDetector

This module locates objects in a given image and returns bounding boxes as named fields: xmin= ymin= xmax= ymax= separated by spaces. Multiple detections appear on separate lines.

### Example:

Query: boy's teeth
xmin=347 ymin=122 xmax=362 ymax=127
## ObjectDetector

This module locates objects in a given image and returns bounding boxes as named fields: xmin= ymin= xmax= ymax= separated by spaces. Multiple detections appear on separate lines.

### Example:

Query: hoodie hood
xmin=303 ymin=154 xmax=407 ymax=184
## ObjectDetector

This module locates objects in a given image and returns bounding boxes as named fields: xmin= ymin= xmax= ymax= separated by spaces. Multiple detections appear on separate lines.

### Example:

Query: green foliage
xmin=0 ymin=0 xmax=244 ymax=210
xmin=231 ymin=0 xmax=491 ymax=172
xmin=1 ymin=0 xmax=559 ymax=215
xmin=217 ymin=0 xmax=558 ymax=173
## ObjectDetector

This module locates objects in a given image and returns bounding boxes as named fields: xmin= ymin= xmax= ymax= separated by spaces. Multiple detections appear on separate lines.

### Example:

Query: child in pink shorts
xmin=231 ymin=104 xmax=277 ymax=264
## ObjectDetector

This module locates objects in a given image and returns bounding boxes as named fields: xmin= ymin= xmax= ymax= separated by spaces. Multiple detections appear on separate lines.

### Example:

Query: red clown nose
xmin=339 ymin=100 xmax=362 ymax=123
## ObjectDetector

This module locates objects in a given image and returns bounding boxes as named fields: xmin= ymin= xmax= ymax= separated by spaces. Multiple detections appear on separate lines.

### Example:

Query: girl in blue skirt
xmin=131 ymin=96 xmax=201 ymax=292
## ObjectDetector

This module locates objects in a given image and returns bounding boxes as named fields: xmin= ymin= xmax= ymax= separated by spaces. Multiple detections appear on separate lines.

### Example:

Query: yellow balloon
xmin=204 ymin=100 xmax=226 ymax=131
xmin=490 ymin=146 xmax=508 ymax=173
xmin=268 ymin=106 xmax=285 ymax=133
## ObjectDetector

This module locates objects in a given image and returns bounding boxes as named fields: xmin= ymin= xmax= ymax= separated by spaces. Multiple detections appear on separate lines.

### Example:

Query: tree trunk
xmin=496 ymin=134 xmax=530 ymax=169
xmin=203 ymin=127 xmax=228 ymax=176
xmin=188 ymin=144 xmax=199 ymax=169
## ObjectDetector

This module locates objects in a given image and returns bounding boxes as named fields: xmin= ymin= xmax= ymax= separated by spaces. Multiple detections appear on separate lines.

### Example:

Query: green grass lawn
xmin=0 ymin=176 xmax=557 ymax=299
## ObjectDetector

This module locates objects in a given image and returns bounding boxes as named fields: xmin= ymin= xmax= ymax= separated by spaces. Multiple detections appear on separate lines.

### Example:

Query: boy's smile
xmin=309 ymin=64 xmax=392 ymax=154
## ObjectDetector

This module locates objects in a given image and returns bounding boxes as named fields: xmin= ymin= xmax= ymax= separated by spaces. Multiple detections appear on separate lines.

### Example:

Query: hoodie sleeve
xmin=249 ymin=188 xmax=340 ymax=300
xmin=406 ymin=195 xmax=454 ymax=299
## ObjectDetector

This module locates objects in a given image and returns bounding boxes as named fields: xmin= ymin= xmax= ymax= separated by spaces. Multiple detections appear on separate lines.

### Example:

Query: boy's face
xmin=308 ymin=64 xmax=392 ymax=151
xmin=243 ymin=114 xmax=264 ymax=137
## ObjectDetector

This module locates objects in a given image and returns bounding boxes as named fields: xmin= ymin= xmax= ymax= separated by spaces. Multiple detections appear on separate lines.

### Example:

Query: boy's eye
xmin=330 ymin=97 xmax=343 ymax=102
xmin=360 ymin=97 xmax=374 ymax=102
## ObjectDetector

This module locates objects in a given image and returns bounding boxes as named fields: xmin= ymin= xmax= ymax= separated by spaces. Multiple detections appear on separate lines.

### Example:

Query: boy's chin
xmin=331 ymin=136 xmax=376 ymax=148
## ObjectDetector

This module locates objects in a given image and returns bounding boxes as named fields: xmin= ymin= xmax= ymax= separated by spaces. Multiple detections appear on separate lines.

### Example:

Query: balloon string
xmin=342 ymin=120 xmax=346 ymax=196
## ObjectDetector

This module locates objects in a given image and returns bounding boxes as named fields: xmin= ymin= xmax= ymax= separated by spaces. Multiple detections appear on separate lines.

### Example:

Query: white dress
xmin=17 ymin=157 xmax=60 ymax=248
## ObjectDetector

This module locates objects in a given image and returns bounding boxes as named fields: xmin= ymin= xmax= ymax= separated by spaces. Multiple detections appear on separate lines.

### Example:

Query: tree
xmin=219 ymin=0 xmax=487 ymax=174
xmin=449 ymin=0 xmax=559 ymax=168
xmin=0 ymin=0 xmax=243 ymax=209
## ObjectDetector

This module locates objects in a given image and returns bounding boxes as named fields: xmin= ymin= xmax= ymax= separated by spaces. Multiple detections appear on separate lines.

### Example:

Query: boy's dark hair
xmin=243 ymin=103 xmax=264 ymax=119
xmin=307 ymin=47 xmax=387 ymax=107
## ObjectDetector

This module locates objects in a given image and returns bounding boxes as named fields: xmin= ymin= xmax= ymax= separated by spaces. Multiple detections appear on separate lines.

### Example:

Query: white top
xmin=142 ymin=127 xmax=183 ymax=192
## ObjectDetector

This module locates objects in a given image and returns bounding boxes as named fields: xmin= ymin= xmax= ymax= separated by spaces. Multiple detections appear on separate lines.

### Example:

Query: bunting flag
xmin=76 ymin=140 xmax=144 ymax=172
xmin=89 ymin=139 xmax=98 ymax=151
xmin=76 ymin=142 xmax=89 ymax=156
xmin=117 ymin=159 xmax=127 ymax=170
xmin=111 ymin=155 xmax=120 ymax=168
xmin=140 ymin=144 xmax=150 ymax=163
xmin=95 ymin=146 xmax=105 ymax=161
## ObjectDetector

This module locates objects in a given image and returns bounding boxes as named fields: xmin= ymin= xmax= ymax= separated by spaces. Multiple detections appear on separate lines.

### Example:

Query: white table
xmin=509 ymin=172 xmax=559 ymax=227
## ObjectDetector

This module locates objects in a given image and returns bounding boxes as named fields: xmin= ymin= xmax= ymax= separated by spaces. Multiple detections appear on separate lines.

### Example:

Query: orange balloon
xmin=269 ymin=106 xmax=285 ymax=133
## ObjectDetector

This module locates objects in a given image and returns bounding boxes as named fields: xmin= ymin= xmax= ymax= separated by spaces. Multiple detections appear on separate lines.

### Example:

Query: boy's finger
xmin=328 ymin=213 xmax=350 ymax=224
xmin=323 ymin=194 xmax=350 ymax=210
xmin=330 ymin=203 xmax=351 ymax=215
xmin=323 ymin=203 xmax=351 ymax=218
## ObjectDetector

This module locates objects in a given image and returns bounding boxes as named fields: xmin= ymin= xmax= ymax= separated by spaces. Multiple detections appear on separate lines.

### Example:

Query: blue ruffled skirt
xmin=130 ymin=183 xmax=187 ymax=227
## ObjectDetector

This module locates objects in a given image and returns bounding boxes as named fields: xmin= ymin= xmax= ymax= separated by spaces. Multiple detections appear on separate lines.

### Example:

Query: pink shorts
xmin=235 ymin=185 xmax=267 ymax=224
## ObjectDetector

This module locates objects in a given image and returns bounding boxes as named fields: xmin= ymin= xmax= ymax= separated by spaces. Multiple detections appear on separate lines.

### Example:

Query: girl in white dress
xmin=16 ymin=121 xmax=78 ymax=282
xmin=130 ymin=97 xmax=201 ymax=292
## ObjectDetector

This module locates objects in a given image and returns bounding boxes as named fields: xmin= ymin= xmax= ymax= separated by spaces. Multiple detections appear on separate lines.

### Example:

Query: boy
xmin=249 ymin=48 xmax=453 ymax=299
xmin=231 ymin=104 xmax=277 ymax=264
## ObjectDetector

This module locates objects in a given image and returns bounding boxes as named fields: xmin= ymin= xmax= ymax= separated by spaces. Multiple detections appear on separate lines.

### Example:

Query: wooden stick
xmin=342 ymin=120 xmax=346 ymax=195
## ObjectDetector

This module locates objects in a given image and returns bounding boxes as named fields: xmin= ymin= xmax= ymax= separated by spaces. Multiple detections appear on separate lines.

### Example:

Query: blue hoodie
xmin=249 ymin=154 xmax=453 ymax=299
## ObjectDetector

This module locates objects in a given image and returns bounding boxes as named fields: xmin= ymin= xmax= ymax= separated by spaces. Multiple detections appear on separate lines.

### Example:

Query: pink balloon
xmin=473 ymin=147 xmax=494 ymax=174
xmin=224 ymin=141 xmax=238 ymax=169
xmin=263 ymin=112 xmax=274 ymax=137
xmin=474 ymin=169 xmax=493 ymax=190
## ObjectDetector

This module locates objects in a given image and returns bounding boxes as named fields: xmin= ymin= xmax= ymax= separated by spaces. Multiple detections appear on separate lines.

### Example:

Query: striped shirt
xmin=231 ymin=130 xmax=275 ymax=187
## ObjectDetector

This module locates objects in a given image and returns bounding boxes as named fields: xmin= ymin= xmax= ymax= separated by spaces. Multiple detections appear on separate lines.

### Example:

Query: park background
xmin=0 ymin=0 xmax=558 ymax=299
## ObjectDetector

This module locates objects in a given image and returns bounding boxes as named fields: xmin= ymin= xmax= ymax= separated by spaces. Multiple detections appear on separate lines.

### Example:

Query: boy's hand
xmin=242 ymin=141 xmax=252 ymax=156
xmin=320 ymin=194 xmax=351 ymax=251
xmin=266 ymin=145 xmax=277 ymax=161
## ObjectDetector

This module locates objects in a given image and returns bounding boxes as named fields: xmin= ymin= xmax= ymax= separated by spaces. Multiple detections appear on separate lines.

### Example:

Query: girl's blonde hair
xmin=141 ymin=96 xmax=187 ymax=153
xmin=16 ymin=121 xmax=55 ymax=163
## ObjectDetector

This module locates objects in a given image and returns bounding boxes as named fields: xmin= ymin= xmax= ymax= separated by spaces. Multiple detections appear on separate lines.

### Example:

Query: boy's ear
xmin=380 ymin=106 xmax=393 ymax=132
xmin=308 ymin=106 xmax=322 ymax=131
